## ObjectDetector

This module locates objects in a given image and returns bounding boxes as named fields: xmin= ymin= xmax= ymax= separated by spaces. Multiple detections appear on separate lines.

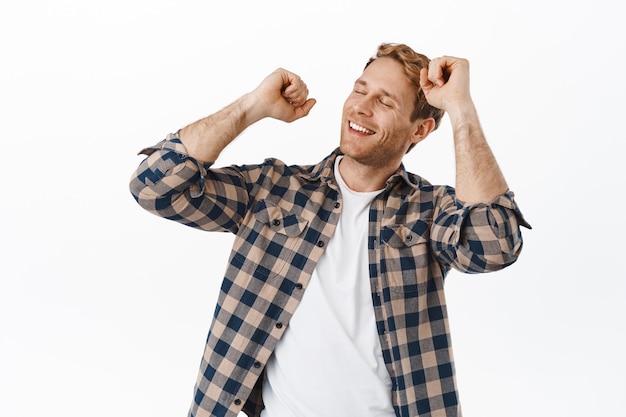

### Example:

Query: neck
xmin=338 ymin=156 xmax=398 ymax=192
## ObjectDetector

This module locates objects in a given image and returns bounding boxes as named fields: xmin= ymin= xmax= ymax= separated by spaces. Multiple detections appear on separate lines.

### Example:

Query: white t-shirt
xmin=261 ymin=157 xmax=395 ymax=417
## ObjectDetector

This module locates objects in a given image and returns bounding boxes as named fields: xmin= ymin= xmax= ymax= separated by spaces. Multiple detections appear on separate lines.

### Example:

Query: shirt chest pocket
xmin=254 ymin=199 xmax=309 ymax=237
xmin=231 ymin=199 xmax=309 ymax=281
xmin=380 ymin=220 xmax=431 ymax=294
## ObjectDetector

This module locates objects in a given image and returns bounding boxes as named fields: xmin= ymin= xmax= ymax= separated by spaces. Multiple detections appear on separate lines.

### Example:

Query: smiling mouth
xmin=349 ymin=121 xmax=376 ymax=135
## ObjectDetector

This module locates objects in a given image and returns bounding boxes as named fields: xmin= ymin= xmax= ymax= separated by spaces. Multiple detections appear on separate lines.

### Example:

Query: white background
xmin=1 ymin=1 xmax=624 ymax=416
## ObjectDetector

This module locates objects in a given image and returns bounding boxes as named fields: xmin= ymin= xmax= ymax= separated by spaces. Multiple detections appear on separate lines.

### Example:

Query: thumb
xmin=293 ymin=98 xmax=317 ymax=120
xmin=419 ymin=68 xmax=433 ymax=91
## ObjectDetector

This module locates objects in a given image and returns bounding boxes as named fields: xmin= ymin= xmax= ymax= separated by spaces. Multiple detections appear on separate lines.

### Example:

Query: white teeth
xmin=349 ymin=121 xmax=375 ymax=135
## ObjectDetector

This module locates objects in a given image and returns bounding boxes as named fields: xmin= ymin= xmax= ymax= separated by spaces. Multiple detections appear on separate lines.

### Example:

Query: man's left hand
xmin=419 ymin=56 xmax=473 ymax=114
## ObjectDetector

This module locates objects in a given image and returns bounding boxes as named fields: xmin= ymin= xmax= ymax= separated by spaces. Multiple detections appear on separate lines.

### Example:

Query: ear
xmin=410 ymin=117 xmax=436 ymax=145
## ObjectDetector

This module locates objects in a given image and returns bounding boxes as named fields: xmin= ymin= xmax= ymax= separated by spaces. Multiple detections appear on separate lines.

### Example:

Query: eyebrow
xmin=354 ymin=79 xmax=400 ymax=103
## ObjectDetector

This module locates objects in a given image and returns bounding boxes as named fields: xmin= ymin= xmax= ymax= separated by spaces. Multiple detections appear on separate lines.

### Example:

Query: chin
xmin=339 ymin=144 xmax=373 ymax=165
xmin=338 ymin=139 xmax=360 ymax=159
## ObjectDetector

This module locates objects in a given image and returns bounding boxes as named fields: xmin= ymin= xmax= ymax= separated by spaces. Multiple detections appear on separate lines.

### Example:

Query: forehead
xmin=356 ymin=57 xmax=415 ymax=102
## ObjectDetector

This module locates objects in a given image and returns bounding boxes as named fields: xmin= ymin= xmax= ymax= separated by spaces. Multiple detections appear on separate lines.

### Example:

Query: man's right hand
xmin=248 ymin=68 xmax=317 ymax=123
xmin=179 ymin=68 xmax=316 ymax=163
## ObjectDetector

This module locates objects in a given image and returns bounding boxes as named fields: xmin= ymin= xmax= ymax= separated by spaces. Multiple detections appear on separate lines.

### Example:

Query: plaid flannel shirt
xmin=130 ymin=134 xmax=529 ymax=417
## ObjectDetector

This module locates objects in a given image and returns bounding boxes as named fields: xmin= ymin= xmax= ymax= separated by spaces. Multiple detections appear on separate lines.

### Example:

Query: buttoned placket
xmin=368 ymin=191 xmax=396 ymax=374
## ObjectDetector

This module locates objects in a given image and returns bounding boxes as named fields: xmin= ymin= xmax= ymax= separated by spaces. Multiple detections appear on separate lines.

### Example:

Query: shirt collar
xmin=297 ymin=147 xmax=424 ymax=190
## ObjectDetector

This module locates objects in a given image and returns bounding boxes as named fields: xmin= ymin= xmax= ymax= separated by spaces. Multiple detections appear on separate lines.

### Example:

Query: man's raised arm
xmin=420 ymin=56 xmax=508 ymax=204
xmin=179 ymin=68 xmax=316 ymax=163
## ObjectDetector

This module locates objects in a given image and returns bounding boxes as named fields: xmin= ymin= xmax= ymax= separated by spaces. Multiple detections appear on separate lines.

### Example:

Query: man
xmin=130 ymin=43 xmax=530 ymax=417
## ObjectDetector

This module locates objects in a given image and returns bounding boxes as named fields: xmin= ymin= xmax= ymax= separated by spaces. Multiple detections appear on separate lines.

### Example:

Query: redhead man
xmin=130 ymin=43 xmax=530 ymax=417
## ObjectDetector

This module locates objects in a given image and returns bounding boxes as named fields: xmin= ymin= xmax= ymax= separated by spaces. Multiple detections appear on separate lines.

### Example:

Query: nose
xmin=353 ymin=95 xmax=374 ymax=116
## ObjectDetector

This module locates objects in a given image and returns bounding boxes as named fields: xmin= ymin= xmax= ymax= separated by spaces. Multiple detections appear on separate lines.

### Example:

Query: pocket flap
xmin=381 ymin=220 xmax=430 ymax=247
xmin=254 ymin=200 xmax=308 ymax=236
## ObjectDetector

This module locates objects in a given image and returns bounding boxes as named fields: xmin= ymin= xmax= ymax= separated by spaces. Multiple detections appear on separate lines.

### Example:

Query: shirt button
xmin=276 ymin=322 xmax=283 ymax=329
xmin=317 ymin=240 xmax=325 ymax=247
xmin=234 ymin=399 xmax=242 ymax=406
xmin=295 ymin=283 xmax=303 ymax=289
xmin=406 ymin=234 xmax=413 ymax=241
xmin=334 ymin=202 xmax=340 ymax=209
xmin=253 ymin=361 xmax=261 ymax=368
xmin=272 ymin=219 xmax=281 ymax=226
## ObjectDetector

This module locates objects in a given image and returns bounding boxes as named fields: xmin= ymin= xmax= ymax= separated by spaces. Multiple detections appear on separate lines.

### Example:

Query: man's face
xmin=340 ymin=57 xmax=419 ymax=169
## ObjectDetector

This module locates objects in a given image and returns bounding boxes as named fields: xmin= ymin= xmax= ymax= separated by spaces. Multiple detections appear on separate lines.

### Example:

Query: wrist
xmin=239 ymin=92 xmax=267 ymax=125
xmin=446 ymin=100 xmax=479 ymax=129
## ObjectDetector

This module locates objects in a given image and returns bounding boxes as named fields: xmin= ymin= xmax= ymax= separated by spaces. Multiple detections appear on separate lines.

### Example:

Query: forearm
xmin=178 ymin=93 xmax=263 ymax=163
xmin=449 ymin=102 xmax=508 ymax=204
xmin=419 ymin=56 xmax=509 ymax=203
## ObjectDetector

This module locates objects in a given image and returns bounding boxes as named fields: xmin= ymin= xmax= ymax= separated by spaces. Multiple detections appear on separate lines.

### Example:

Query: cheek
xmin=342 ymin=97 xmax=354 ymax=112
xmin=390 ymin=114 xmax=414 ymax=134
xmin=379 ymin=115 xmax=402 ymax=137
